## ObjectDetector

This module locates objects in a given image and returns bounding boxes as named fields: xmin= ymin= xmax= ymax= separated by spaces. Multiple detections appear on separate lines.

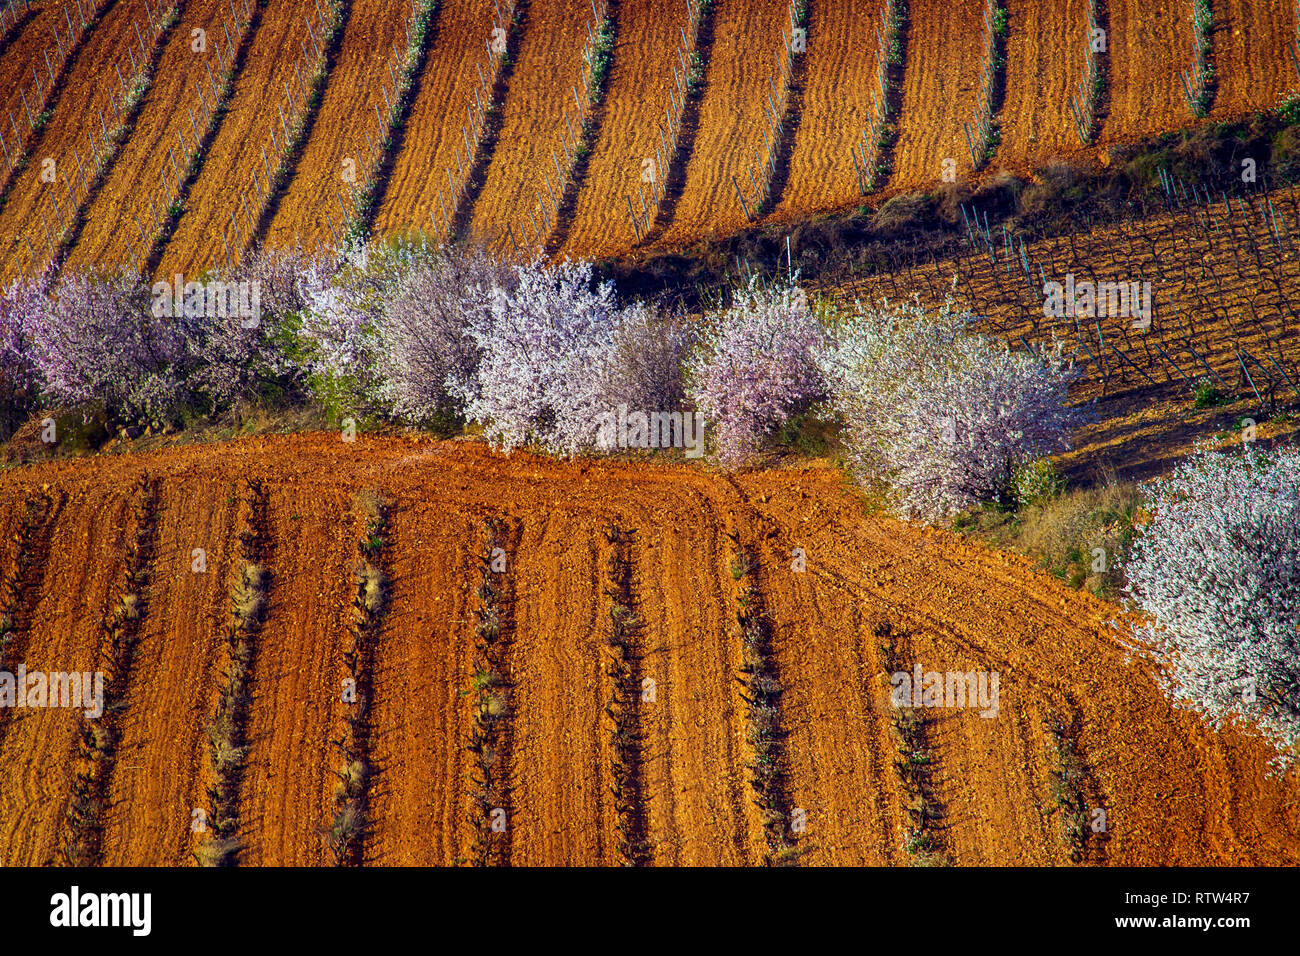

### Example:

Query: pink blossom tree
xmin=686 ymin=279 xmax=827 ymax=466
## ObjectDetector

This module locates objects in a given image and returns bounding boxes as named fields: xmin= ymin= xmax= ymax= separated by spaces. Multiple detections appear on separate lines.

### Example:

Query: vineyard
xmin=828 ymin=181 xmax=1300 ymax=479
xmin=0 ymin=0 xmax=1294 ymax=278
xmin=1 ymin=0 xmax=1299 ymax=875
xmin=1 ymin=435 xmax=1297 ymax=866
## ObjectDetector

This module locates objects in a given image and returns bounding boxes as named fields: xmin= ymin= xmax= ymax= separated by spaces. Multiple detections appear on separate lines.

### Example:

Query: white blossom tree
xmin=1124 ymin=445 xmax=1300 ymax=770
xmin=818 ymin=297 xmax=1083 ymax=522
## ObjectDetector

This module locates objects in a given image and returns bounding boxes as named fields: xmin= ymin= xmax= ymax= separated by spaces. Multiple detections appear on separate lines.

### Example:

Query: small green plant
xmin=1279 ymin=93 xmax=1300 ymax=126
xmin=992 ymin=4 xmax=1007 ymax=38
xmin=1012 ymin=458 xmax=1065 ymax=508
xmin=686 ymin=50 xmax=706 ymax=97
xmin=586 ymin=20 xmax=615 ymax=103
xmin=1192 ymin=376 xmax=1227 ymax=409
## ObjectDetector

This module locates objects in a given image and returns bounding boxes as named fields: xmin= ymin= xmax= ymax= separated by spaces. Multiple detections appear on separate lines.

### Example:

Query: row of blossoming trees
xmin=0 ymin=245 xmax=1296 ymax=769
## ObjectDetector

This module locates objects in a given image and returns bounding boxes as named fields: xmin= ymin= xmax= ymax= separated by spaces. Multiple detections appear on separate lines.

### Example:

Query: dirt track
xmin=0 ymin=432 xmax=1295 ymax=866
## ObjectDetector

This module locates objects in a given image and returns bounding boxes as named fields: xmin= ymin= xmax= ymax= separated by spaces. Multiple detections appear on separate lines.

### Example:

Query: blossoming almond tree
xmin=23 ymin=270 xmax=192 ymax=426
xmin=818 ymin=297 xmax=1082 ymax=522
xmin=1124 ymin=445 xmax=1300 ymax=771
xmin=377 ymin=246 xmax=515 ymax=424
xmin=0 ymin=273 xmax=49 ymax=439
xmin=459 ymin=259 xmax=627 ymax=456
xmin=686 ymin=279 xmax=827 ymax=466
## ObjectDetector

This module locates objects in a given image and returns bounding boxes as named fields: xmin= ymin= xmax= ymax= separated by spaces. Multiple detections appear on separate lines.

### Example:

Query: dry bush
xmin=1015 ymin=482 xmax=1140 ymax=595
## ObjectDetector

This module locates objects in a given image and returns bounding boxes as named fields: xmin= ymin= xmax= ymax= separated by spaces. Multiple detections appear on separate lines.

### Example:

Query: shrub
xmin=376 ymin=246 xmax=514 ymax=424
xmin=0 ymin=274 xmax=50 ymax=440
xmin=819 ymin=297 xmax=1083 ymax=522
xmin=872 ymin=191 xmax=932 ymax=233
xmin=183 ymin=309 xmax=305 ymax=411
xmin=25 ymin=270 xmax=192 ymax=426
xmin=1278 ymin=93 xmax=1300 ymax=127
xmin=458 ymin=259 xmax=623 ymax=456
xmin=294 ymin=257 xmax=384 ymax=421
xmin=1124 ymin=445 xmax=1300 ymax=770
xmin=596 ymin=301 xmax=694 ymax=424
xmin=1191 ymin=376 xmax=1226 ymax=409
xmin=1013 ymin=481 xmax=1141 ymax=598
xmin=687 ymin=279 xmax=827 ymax=465
xmin=1012 ymin=457 xmax=1065 ymax=507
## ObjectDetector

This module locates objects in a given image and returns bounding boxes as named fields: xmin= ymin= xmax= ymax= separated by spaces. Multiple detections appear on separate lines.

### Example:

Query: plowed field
xmin=1214 ymin=0 xmax=1295 ymax=119
xmin=156 ymin=0 xmax=313 ymax=276
xmin=1099 ymin=0 xmax=1186 ymax=145
xmin=0 ymin=487 xmax=124 ymax=866
xmin=99 ymin=473 xmax=240 ymax=866
xmin=1 ymin=432 xmax=1295 ymax=865
xmin=995 ymin=0 xmax=1090 ymax=169
xmin=773 ymin=0 xmax=888 ymax=223
xmin=262 ymin=0 xmax=410 ymax=252
xmin=464 ymin=0 xmax=591 ymax=248
xmin=556 ymin=0 xmax=681 ymax=257
xmin=372 ymin=0 xmax=484 ymax=242
xmin=63 ymin=0 xmax=232 ymax=274
xmin=889 ymin=0 xmax=985 ymax=184
xmin=659 ymin=0 xmax=787 ymax=245
xmin=2 ymin=0 xmax=1293 ymax=269
xmin=0 ymin=1 xmax=73 ymax=142
xmin=0 ymin=0 xmax=147 ymax=276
